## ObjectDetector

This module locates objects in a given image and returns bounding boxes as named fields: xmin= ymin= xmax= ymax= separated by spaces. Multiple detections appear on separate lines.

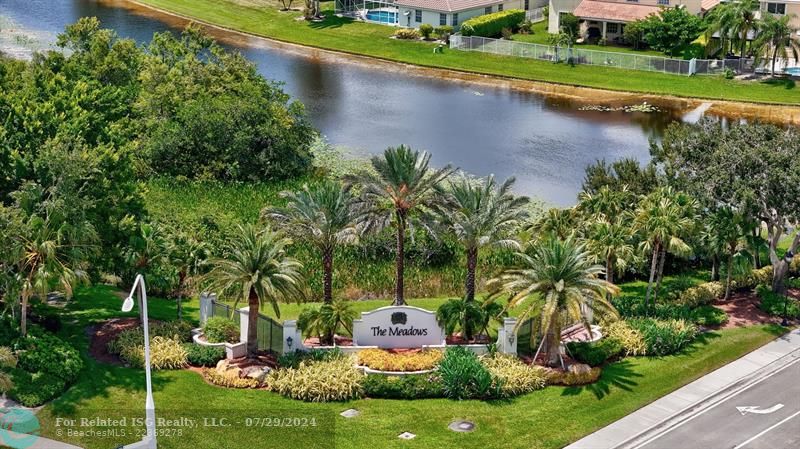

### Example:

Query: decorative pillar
xmin=238 ymin=307 xmax=249 ymax=344
xmin=282 ymin=320 xmax=305 ymax=354
xmin=496 ymin=317 xmax=518 ymax=354
xmin=199 ymin=293 xmax=211 ymax=325
xmin=601 ymin=21 xmax=607 ymax=40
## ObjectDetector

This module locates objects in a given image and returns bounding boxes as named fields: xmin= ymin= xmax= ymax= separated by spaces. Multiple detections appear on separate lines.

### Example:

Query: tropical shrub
xmin=689 ymin=305 xmax=728 ymax=327
xmin=437 ymin=346 xmax=500 ymax=400
xmin=677 ymin=281 xmax=724 ymax=307
xmin=481 ymin=353 xmax=547 ymax=397
xmin=790 ymin=255 xmax=800 ymax=275
xmin=460 ymin=10 xmax=526 ymax=37
xmin=269 ymin=357 xmax=363 ymax=402
xmin=8 ymin=369 xmax=66 ymax=407
xmin=203 ymin=317 xmax=239 ymax=344
xmin=419 ymin=23 xmax=434 ymax=39
xmin=756 ymin=285 xmax=800 ymax=318
xmin=434 ymin=25 xmax=454 ymax=38
xmin=184 ymin=344 xmax=226 ymax=367
xmin=119 ymin=336 xmax=188 ymax=370
xmin=362 ymin=374 xmax=444 ymax=399
xmin=628 ymin=318 xmax=697 ymax=356
xmin=203 ymin=368 xmax=261 ymax=389
xmin=394 ymin=28 xmax=420 ymax=40
xmin=15 ymin=331 xmax=83 ymax=383
xmin=0 ymin=347 xmax=17 ymax=394
xmin=0 ymin=316 xmax=18 ymax=346
xmin=603 ymin=320 xmax=647 ymax=356
xmin=297 ymin=300 xmax=356 ymax=343
xmin=108 ymin=320 xmax=193 ymax=355
xmin=737 ymin=266 xmax=774 ymax=290
xmin=357 ymin=349 xmax=442 ymax=372
xmin=547 ymin=366 xmax=602 ymax=386
xmin=566 ymin=338 xmax=623 ymax=367
xmin=278 ymin=348 xmax=344 ymax=369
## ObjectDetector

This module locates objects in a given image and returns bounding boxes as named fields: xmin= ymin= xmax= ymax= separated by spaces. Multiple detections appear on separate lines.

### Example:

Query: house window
xmin=657 ymin=0 xmax=669 ymax=4
xmin=525 ymin=0 xmax=530 ymax=10
xmin=498 ymin=4 xmax=504 ymax=11
xmin=415 ymin=9 xmax=422 ymax=22
xmin=606 ymin=22 xmax=618 ymax=33
xmin=767 ymin=2 xmax=786 ymax=14
xmin=626 ymin=0 xmax=638 ymax=2
xmin=452 ymin=13 xmax=459 ymax=26
xmin=485 ymin=6 xmax=492 ymax=14
xmin=440 ymin=13 xmax=447 ymax=25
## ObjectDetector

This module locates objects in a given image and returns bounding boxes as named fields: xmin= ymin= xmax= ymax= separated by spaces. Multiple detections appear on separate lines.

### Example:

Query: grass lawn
xmin=132 ymin=0 xmax=800 ymax=105
xmin=512 ymin=20 xmax=665 ymax=57
xmin=35 ymin=285 xmax=787 ymax=449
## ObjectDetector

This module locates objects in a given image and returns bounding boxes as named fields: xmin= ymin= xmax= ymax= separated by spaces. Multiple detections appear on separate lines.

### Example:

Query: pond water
xmin=0 ymin=0 xmax=712 ymax=205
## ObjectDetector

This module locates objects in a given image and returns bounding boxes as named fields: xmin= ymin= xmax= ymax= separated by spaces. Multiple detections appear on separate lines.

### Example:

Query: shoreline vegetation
xmin=125 ymin=0 xmax=800 ymax=108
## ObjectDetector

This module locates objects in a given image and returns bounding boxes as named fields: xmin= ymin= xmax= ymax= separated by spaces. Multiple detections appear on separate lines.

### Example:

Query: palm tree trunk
xmin=772 ymin=46 xmax=778 ymax=76
xmin=322 ymin=249 xmax=333 ymax=304
xmin=711 ymin=254 xmax=720 ymax=281
xmin=465 ymin=246 xmax=478 ymax=303
xmin=753 ymin=226 xmax=761 ymax=269
xmin=724 ymin=249 xmax=734 ymax=301
xmin=177 ymin=271 xmax=186 ymax=320
xmin=247 ymin=287 xmax=260 ymax=359
xmin=606 ymin=256 xmax=614 ymax=301
xmin=394 ymin=211 xmax=406 ymax=306
xmin=645 ymin=241 xmax=660 ymax=312
xmin=20 ymin=294 xmax=28 ymax=337
xmin=654 ymin=246 xmax=667 ymax=305
xmin=546 ymin=321 xmax=562 ymax=367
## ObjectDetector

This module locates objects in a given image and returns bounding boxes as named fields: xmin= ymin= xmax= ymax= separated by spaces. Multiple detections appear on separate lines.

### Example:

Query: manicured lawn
xmin=36 ymin=285 xmax=787 ymax=449
xmin=132 ymin=0 xmax=800 ymax=104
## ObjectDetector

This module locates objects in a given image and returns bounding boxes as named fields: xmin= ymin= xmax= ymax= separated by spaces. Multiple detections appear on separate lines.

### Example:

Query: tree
xmin=584 ymin=219 xmax=635 ymax=291
xmin=264 ymin=180 xmax=358 ymax=304
xmin=729 ymin=0 xmax=760 ymax=57
xmin=753 ymin=14 xmax=800 ymax=75
xmin=297 ymin=299 xmax=356 ymax=345
xmin=167 ymin=231 xmax=211 ymax=320
xmin=623 ymin=19 xmax=647 ymax=51
xmin=123 ymin=222 xmax=175 ymax=295
xmin=582 ymin=158 xmax=660 ymax=197
xmin=204 ymin=225 xmax=305 ymax=358
xmin=705 ymin=208 xmax=749 ymax=300
xmin=346 ymin=146 xmax=455 ymax=306
xmin=530 ymin=208 xmax=579 ymax=240
xmin=439 ymin=176 xmax=529 ymax=305
xmin=488 ymin=236 xmax=618 ymax=367
xmin=640 ymin=7 xmax=705 ymax=56
xmin=279 ymin=0 xmax=294 ymax=11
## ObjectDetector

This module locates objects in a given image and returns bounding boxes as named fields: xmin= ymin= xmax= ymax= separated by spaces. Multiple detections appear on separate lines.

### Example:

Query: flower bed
xmin=356 ymin=348 xmax=442 ymax=372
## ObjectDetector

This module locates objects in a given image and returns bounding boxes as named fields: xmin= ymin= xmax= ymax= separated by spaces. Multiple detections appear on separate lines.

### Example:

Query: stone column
xmin=199 ymin=292 xmax=216 ymax=326
xmin=496 ymin=317 xmax=518 ymax=354
xmin=602 ymin=21 xmax=607 ymax=40
xmin=282 ymin=320 xmax=305 ymax=354
xmin=238 ymin=307 xmax=249 ymax=344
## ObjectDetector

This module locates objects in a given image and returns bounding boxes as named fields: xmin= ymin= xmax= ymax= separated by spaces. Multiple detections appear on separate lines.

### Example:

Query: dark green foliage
xmin=638 ymin=7 xmax=705 ymax=56
xmin=8 ymin=369 xmax=67 ymax=407
xmin=362 ymin=374 xmax=444 ymax=399
xmin=558 ymin=13 xmax=580 ymax=37
xmin=14 ymin=330 xmax=83 ymax=383
xmin=582 ymin=158 xmax=660 ymax=197
xmin=627 ymin=318 xmax=698 ymax=356
xmin=203 ymin=317 xmax=239 ymax=343
xmin=437 ymin=346 xmax=500 ymax=400
xmin=29 ymin=302 xmax=63 ymax=333
xmin=756 ymin=285 xmax=800 ymax=318
xmin=0 ymin=316 xmax=19 ymax=346
xmin=277 ymin=348 xmax=344 ymax=369
xmin=566 ymin=338 xmax=623 ymax=366
xmin=460 ymin=10 xmax=526 ymax=38
xmin=183 ymin=344 xmax=226 ymax=367
xmin=612 ymin=296 xmax=728 ymax=326
xmin=689 ymin=305 xmax=729 ymax=327
xmin=419 ymin=24 xmax=434 ymax=39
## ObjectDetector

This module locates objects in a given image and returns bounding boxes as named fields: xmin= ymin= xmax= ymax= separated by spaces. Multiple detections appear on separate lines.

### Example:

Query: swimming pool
xmin=785 ymin=67 xmax=800 ymax=76
xmin=365 ymin=10 xmax=398 ymax=24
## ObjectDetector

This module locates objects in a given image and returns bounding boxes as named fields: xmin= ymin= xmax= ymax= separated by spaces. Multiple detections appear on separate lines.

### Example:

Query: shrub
xmin=357 ymin=349 xmax=442 ymax=372
xmin=566 ymin=338 xmax=622 ymax=366
xmin=736 ymin=266 xmax=774 ymax=290
xmin=791 ymin=255 xmax=800 ymax=275
xmin=419 ymin=23 xmax=434 ymax=39
xmin=689 ymin=305 xmax=728 ymax=327
xmin=15 ymin=331 xmax=83 ymax=383
xmin=603 ymin=321 xmax=647 ymax=356
xmin=756 ymin=285 xmax=800 ymax=318
xmin=269 ymin=357 xmax=363 ymax=402
xmin=501 ymin=27 xmax=513 ymax=40
xmin=394 ymin=28 xmax=420 ymax=40
xmin=547 ymin=367 xmax=602 ymax=386
xmin=362 ymin=374 xmax=444 ymax=399
xmin=628 ymin=318 xmax=697 ymax=356
xmin=678 ymin=281 xmax=724 ymax=307
xmin=8 ymin=369 xmax=66 ymax=407
xmin=481 ymin=354 xmax=547 ymax=397
xmin=203 ymin=368 xmax=261 ymax=389
xmin=184 ymin=344 xmax=226 ymax=367
xmin=0 ymin=316 xmax=18 ymax=347
xmin=203 ymin=317 xmax=239 ymax=344
xmin=460 ymin=10 xmax=526 ymax=38
xmin=108 ymin=320 xmax=193 ymax=355
xmin=30 ymin=303 xmax=62 ymax=333
xmin=437 ymin=346 xmax=500 ymax=400
xmin=434 ymin=25 xmax=454 ymax=38
xmin=278 ymin=348 xmax=344 ymax=369
xmin=518 ymin=20 xmax=533 ymax=34
xmin=119 ymin=336 xmax=188 ymax=370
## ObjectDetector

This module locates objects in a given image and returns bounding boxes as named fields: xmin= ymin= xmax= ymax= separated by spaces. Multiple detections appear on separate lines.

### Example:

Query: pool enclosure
xmin=335 ymin=0 xmax=400 ymax=26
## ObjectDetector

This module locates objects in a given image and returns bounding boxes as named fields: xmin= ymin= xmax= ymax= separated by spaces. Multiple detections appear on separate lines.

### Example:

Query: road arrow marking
xmin=736 ymin=404 xmax=784 ymax=415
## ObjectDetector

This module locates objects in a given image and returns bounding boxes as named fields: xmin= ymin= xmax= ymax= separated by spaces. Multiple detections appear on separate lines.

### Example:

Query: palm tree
xmin=731 ymin=0 xmax=760 ymax=57
xmin=529 ymin=208 xmax=579 ymax=240
xmin=440 ymin=175 xmax=529 ymax=304
xmin=346 ymin=145 xmax=455 ymax=306
xmin=584 ymin=218 xmax=635 ymax=291
xmin=634 ymin=188 xmax=696 ymax=310
xmin=167 ymin=231 xmax=211 ymax=320
xmin=754 ymin=14 xmax=800 ymax=75
xmin=297 ymin=299 xmax=356 ymax=345
xmin=488 ymin=236 xmax=618 ymax=367
xmin=706 ymin=2 xmax=739 ymax=56
xmin=708 ymin=208 xmax=750 ymax=300
xmin=577 ymin=185 xmax=636 ymax=220
xmin=204 ymin=225 xmax=305 ymax=358
xmin=264 ymin=180 xmax=358 ymax=304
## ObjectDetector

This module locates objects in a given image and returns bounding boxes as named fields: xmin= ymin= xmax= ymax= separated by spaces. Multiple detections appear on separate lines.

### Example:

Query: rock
xmin=568 ymin=363 xmax=592 ymax=375
xmin=242 ymin=365 xmax=271 ymax=383
xmin=215 ymin=359 xmax=242 ymax=378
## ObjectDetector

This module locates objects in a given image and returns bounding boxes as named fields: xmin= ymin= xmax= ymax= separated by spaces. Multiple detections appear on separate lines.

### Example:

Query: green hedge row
xmin=460 ymin=10 xmax=525 ymax=38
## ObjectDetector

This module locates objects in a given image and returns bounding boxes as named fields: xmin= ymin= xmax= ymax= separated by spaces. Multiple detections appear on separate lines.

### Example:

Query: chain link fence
xmin=450 ymin=34 xmax=757 ymax=76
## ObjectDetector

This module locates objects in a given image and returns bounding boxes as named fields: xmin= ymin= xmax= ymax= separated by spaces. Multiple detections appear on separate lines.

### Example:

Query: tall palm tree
xmin=706 ymin=2 xmax=739 ymax=56
xmin=440 ymin=175 xmax=529 ymax=303
xmin=204 ymin=225 xmax=305 ymax=358
xmin=167 ymin=231 xmax=211 ymax=320
xmin=584 ymin=218 xmax=635 ymax=291
xmin=709 ymin=208 xmax=750 ymax=300
xmin=488 ymin=236 xmax=619 ymax=367
xmin=634 ymin=187 xmax=696 ymax=310
xmin=754 ymin=14 xmax=800 ymax=75
xmin=577 ymin=185 xmax=636 ymax=221
xmin=264 ymin=180 xmax=358 ymax=304
xmin=731 ymin=0 xmax=760 ymax=57
xmin=346 ymin=145 xmax=455 ymax=305
xmin=529 ymin=208 xmax=579 ymax=240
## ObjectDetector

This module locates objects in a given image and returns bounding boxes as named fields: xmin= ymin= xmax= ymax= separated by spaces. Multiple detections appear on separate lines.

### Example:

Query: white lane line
xmin=733 ymin=409 xmax=800 ymax=449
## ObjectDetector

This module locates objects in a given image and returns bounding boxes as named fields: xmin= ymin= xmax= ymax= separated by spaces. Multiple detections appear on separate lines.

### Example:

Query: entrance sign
xmin=352 ymin=306 xmax=445 ymax=348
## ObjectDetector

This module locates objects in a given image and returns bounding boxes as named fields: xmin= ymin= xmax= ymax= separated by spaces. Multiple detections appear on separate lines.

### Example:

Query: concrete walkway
xmin=565 ymin=328 xmax=800 ymax=449
xmin=0 ymin=429 xmax=83 ymax=449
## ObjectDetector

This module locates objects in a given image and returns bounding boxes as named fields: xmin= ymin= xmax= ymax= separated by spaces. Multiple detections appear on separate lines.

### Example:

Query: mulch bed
xmin=88 ymin=318 xmax=148 ymax=365
xmin=712 ymin=289 xmax=799 ymax=329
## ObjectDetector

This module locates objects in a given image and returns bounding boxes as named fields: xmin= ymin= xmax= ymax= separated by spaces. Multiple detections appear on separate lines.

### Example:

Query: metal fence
xmin=209 ymin=299 xmax=284 ymax=354
xmin=525 ymin=7 xmax=546 ymax=23
xmin=450 ymin=34 xmax=757 ymax=76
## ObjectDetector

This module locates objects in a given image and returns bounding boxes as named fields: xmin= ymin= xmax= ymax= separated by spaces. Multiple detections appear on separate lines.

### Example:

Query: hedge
xmin=460 ymin=10 xmax=526 ymax=38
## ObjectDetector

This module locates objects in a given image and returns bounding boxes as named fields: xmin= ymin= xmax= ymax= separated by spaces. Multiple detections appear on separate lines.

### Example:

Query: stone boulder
xmin=568 ymin=363 xmax=592 ymax=375
xmin=241 ymin=365 xmax=271 ymax=383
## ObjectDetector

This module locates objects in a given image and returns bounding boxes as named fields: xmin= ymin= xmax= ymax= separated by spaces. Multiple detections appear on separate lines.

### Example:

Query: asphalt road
xmin=639 ymin=358 xmax=800 ymax=449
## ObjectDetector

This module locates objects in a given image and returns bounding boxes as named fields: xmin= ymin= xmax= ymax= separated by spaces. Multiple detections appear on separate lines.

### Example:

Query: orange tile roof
xmin=395 ymin=0 xmax=505 ymax=12
xmin=573 ymin=0 xmax=661 ymax=22
xmin=701 ymin=0 xmax=720 ymax=11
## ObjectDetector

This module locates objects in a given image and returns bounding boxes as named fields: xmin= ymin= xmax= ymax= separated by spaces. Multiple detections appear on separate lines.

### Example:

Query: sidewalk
xmin=565 ymin=328 xmax=800 ymax=449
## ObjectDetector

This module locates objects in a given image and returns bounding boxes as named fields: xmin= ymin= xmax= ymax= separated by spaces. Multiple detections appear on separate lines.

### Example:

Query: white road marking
xmin=736 ymin=404 xmax=785 ymax=415
xmin=733 ymin=409 xmax=800 ymax=449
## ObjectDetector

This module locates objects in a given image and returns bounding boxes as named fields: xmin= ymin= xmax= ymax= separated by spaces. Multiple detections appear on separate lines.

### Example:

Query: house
xmin=760 ymin=0 xmax=800 ymax=35
xmin=548 ymin=0 xmax=713 ymax=42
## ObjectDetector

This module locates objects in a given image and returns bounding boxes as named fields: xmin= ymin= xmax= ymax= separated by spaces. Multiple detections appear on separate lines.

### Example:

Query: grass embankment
xmin=36 ymin=285 xmax=787 ymax=449
xmin=132 ymin=0 xmax=800 ymax=104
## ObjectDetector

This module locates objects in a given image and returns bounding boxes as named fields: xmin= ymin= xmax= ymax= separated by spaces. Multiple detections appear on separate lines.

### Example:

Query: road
xmin=638 ymin=358 xmax=800 ymax=449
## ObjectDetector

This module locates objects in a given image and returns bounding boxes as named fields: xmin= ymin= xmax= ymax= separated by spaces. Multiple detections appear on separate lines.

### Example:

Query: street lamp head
xmin=122 ymin=295 xmax=135 ymax=313
xmin=785 ymin=251 xmax=795 ymax=263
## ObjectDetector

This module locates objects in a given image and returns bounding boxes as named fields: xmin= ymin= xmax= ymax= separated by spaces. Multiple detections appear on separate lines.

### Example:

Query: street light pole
xmin=121 ymin=274 xmax=157 ymax=449
xmin=781 ymin=251 xmax=794 ymax=328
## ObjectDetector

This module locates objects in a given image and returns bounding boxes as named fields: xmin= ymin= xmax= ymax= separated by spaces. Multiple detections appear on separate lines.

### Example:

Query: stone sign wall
xmin=352 ymin=306 xmax=445 ymax=349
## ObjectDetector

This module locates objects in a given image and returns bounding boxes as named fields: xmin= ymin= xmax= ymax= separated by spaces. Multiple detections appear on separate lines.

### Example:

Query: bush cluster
xmin=460 ymin=10 xmax=526 ymax=37
xmin=362 ymin=374 xmax=444 ymax=399
xmin=603 ymin=321 xmax=647 ymax=356
xmin=547 ymin=367 xmax=603 ymax=386
xmin=756 ymin=285 xmax=800 ymax=318
xmin=203 ymin=368 xmax=261 ymax=389
xmin=268 ymin=356 xmax=363 ymax=402
xmin=393 ymin=28 xmax=420 ymax=40
xmin=203 ymin=317 xmax=239 ymax=344
xmin=15 ymin=331 xmax=83 ymax=383
xmin=689 ymin=305 xmax=728 ymax=327
xmin=357 ymin=349 xmax=442 ymax=372
xmin=481 ymin=353 xmax=547 ymax=397
xmin=566 ymin=338 xmax=622 ymax=367
xmin=107 ymin=320 xmax=192 ymax=355
xmin=184 ymin=344 xmax=226 ymax=367
xmin=437 ymin=347 xmax=500 ymax=400
xmin=8 ymin=369 xmax=67 ymax=407
xmin=677 ymin=281 xmax=724 ymax=307
xmin=278 ymin=348 xmax=344 ymax=369
xmin=736 ymin=266 xmax=773 ymax=290
xmin=119 ymin=336 xmax=188 ymax=370
xmin=627 ymin=318 xmax=697 ymax=356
